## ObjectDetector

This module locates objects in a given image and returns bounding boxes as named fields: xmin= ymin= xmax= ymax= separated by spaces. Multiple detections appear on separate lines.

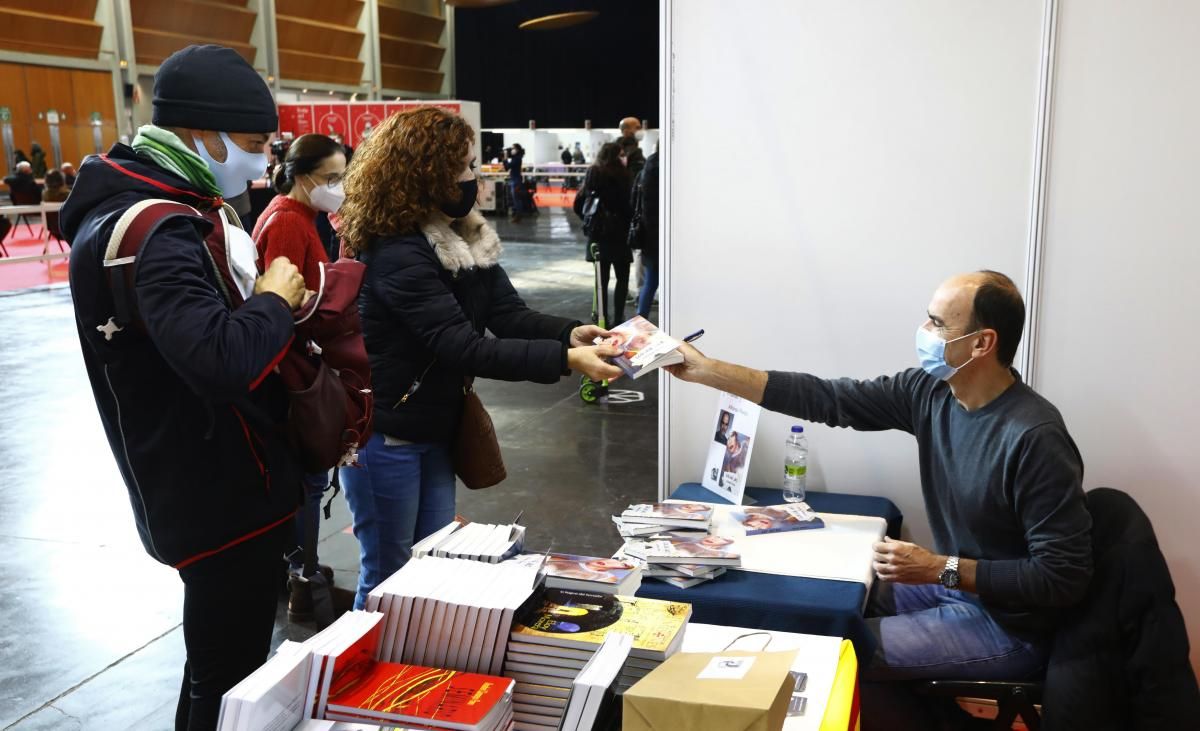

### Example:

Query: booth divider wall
xmin=661 ymin=0 xmax=1198 ymax=675
xmin=661 ymin=0 xmax=1044 ymax=545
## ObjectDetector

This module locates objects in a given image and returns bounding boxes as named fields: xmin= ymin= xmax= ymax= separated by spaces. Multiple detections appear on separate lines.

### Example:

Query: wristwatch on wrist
xmin=939 ymin=556 xmax=961 ymax=589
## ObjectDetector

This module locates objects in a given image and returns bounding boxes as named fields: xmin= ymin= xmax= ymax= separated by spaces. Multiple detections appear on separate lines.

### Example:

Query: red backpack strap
xmin=198 ymin=203 xmax=247 ymax=310
xmin=102 ymin=199 xmax=207 ymax=331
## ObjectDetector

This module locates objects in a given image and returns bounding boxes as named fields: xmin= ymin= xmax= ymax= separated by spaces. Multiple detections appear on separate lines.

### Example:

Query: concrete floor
xmin=0 ymin=207 xmax=658 ymax=730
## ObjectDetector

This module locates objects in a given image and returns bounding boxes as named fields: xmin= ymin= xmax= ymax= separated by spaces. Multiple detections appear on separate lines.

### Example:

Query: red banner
xmin=279 ymin=102 xmax=467 ymax=144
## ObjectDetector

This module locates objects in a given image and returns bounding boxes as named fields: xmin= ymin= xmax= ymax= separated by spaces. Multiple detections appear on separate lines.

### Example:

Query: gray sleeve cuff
xmin=762 ymin=370 xmax=802 ymax=411
xmin=976 ymin=558 xmax=1021 ymax=600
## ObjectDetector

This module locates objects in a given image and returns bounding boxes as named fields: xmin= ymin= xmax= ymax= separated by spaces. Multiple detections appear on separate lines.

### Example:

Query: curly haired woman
xmin=338 ymin=107 xmax=624 ymax=607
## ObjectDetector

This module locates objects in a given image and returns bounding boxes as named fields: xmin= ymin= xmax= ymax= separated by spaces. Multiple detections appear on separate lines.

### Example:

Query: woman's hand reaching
xmin=568 ymin=345 xmax=625 ymax=382
xmin=569 ymin=324 xmax=615 ymax=349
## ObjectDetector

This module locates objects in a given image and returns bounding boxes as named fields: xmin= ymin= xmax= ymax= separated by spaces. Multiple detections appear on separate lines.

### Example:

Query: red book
xmin=325 ymin=661 xmax=513 ymax=731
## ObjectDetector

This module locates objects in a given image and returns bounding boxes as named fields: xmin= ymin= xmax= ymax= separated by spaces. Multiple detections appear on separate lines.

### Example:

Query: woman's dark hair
xmin=592 ymin=142 xmax=629 ymax=182
xmin=273 ymin=133 xmax=344 ymax=194
xmin=44 ymin=170 xmax=65 ymax=189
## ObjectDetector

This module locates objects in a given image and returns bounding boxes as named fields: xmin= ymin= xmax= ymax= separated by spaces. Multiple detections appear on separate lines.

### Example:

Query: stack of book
xmin=613 ymin=502 xmax=714 ymax=538
xmin=621 ymin=531 xmax=742 ymax=589
xmin=365 ymin=556 xmax=542 ymax=675
xmin=558 ymin=633 xmax=632 ymax=731
xmin=307 ymin=610 xmax=516 ymax=731
xmin=412 ymin=519 xmax=527 ymax=563
xmin=219 ymin=639 xmax=320 ymax=731
xmin=502 ymin=589 xmax=691 ymax=730
xmin=731 ymin=502 xmax=826 ymax=534
xmin=510 ymin=552 xmax=642 ymax=596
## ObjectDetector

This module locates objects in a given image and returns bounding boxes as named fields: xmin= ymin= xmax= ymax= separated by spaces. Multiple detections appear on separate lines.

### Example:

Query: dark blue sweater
xmin=762 ymin=367 xmax=1092 ymax=637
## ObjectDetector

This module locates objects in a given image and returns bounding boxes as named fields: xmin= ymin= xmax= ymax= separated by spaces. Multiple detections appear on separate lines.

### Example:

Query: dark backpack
xmin=574 ymin=169 xmax=618 ymax=244
xmin=102 ymin=192 xmax=373 ymax=474
xmin=627 ymin=167 xmax=647 ymax=251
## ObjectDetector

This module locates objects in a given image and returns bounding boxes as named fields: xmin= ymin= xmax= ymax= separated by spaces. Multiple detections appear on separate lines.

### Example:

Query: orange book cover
xmin=326 ymin=661 xmax=511 ymax=729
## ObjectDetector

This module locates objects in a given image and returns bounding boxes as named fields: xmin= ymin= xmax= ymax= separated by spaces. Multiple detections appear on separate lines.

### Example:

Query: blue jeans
xmin=508 ymin=180 xmax=528 ymax=214
xmin=637 ymin=256 xmax=658 ymax=319
xmin=339 ymin=434 xmax=456 ymax=609
xmin=865 ymin=583 xmax=1047 ymax=681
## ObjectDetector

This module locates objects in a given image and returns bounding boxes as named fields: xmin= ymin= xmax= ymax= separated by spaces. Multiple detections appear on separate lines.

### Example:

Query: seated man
xmin=3 ymin=161 xmax=43 ymax=203
xmin=666 ymin=270 xmax=1092 ymax=728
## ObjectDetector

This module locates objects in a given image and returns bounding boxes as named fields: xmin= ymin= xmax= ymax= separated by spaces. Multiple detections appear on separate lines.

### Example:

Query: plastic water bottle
xmin=783 ymin=426 xmax=808 ymax=502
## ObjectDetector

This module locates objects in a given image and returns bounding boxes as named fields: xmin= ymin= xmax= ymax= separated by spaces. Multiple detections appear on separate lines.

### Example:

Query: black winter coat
xmin=637 ymin=152 xmax=659 ymax=261
xmin=61 ymin=145 xmax=302 ymax=568
xmin=359 ymin=211 xmax=580 ymax=443
xmin=1042 ymin=488 xmax=1200 ymax=729
xmin=576 ymin=167 xmax=633 ymax=263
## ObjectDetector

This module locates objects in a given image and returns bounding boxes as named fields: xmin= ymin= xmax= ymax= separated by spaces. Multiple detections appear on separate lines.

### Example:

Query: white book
xmin=505 ymin=652 xmax=587 ymax=671
xmin=507 ymin=641 xmax=595 ymax=662
xmin=506 ymin=670 xmax=574 ymax=690
xmin=618 ymin=502 xmax=714 ymax=528
xmin=511 ymin=692 xmax=568 ymax=710
xmin=412 ymin=519 xmax=461 ymax=559
xmin=504 ymin=661 xmax=578 ymax=679
xmin=593 ymin=316 xmax=685 ymax=379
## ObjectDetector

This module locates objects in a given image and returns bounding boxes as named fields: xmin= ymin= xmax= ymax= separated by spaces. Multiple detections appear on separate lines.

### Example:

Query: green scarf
xmin=131 ymin=125 xmax=222 ymax=198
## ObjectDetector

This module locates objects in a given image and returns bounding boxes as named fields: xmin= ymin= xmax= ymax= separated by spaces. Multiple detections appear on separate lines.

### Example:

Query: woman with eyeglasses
xmin=254 ymin=133 xmax=347 ymax=287
xmin=252 ymin=132 xmax=347 ymax=622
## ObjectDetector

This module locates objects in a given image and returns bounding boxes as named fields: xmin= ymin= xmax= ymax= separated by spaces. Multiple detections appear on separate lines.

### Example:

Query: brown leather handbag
xmin=452 ymin=377 xmax=506 ymax=489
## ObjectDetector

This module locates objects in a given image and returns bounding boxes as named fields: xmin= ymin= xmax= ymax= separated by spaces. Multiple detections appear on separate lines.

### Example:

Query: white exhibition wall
xmin=1033 ymin=0 xmax=1200 ymax=674
xmin=662 ymin=0 xmax=1044 ymax=539
xmin=662 ymin=0 xmax=1198 ymax=673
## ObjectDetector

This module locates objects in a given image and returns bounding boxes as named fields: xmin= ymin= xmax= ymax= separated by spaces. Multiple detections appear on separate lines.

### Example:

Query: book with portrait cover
xmin=618 ymin=502 xmax=713 ymax=528
xmin=512 ymin=552 xmax=641 ymax=595
xmin=325 ymin=662 xmax=512 ymax=730
xmin=593 ymin=316 xmax=684 ymax=379
xmin=731 ymin=503 xmax=825 ymax=535
xmin=622 ymin=532 xmax=742 ymax=567
xmin=509 ymin=589 xmax=690 ymax=661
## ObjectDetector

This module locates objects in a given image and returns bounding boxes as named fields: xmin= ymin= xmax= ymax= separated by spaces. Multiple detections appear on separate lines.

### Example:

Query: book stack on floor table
xmin=612 ymin=502 xmax=714 ymax=539
xmin=511 ymin=552 xmax=642 ymax=596
xmin=620 ymin=528 xmax=742 ymax=589
xmin=502 ymin=588 xmax=691 ymax=730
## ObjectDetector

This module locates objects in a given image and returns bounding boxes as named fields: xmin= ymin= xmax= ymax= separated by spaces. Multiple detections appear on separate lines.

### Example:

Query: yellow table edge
xmin=819 ymin=639 xmax=860 ymax=731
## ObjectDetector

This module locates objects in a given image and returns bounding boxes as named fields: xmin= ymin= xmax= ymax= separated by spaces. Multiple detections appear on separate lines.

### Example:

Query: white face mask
xmin=635 ymin=130 xmax=645 ymax=141
xmin=193 ymin=132 xmax=268 ymax=198
xmin=305 ymin=175 xmax=345 ymax=214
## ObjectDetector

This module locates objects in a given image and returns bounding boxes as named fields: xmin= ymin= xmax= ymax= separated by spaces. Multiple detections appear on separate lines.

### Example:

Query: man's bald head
xmin=928 ymin=271 xmax=1025 ymax=367
xmin=619 ymin=117 xmax=641 ymax=138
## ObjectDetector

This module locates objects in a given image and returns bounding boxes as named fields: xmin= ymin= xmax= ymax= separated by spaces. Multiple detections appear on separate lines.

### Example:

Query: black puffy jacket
xmin=359 ymin=210 xmax=581 ymax=443
xmin=61 ymin=145 xmax=302 ymax=568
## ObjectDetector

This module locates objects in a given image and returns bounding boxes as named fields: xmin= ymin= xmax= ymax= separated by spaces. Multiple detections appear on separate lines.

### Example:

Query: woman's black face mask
xmin=440 ymin=179 xmax=479 ymax=219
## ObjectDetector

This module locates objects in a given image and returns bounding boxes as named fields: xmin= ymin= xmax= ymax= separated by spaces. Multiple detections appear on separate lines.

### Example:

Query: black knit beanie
xmin=152 ymin=45 xmax=277 ymax=132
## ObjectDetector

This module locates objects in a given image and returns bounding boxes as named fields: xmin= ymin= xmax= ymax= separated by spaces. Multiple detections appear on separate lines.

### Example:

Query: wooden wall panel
xmin=380 ymin=63 xmax=443 ymax=94
xmin=134 ymin=28 xmax=256 ymax=66
xmin=7 ymin=0 xmax=98 ymax=21
xmin=0 ymin=62 xmax=33 ymax=160
xmin=275 ymin=0 xmax=363 ymax=28
xmin=69 ymin=69 xmax=117 ymax=159
xmin=278 ymin=49 xmax=364 ymax=86
xmin=0 ymin=8 xmax=104 ymax=59
xmin=24 ymin=66 xmax=80 ymax=168
xmin=130 ymin=0 xmax=257 ymax=43
xmin=276 ymin=16 xmax=364 ymax=59
xmin=379 ymin=35 xmax=444 ymax=70
xmin=377 ymin=3 xmax=444 ymax=45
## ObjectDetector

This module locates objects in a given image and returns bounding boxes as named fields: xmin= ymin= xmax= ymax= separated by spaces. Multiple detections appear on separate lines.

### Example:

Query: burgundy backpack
xmin=101 ymin=191 xmax=373 ymax=473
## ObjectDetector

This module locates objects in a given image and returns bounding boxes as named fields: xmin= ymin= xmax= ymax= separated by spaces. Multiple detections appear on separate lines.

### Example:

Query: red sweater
xmin=252 ymin=195 xmax=329 ymax=289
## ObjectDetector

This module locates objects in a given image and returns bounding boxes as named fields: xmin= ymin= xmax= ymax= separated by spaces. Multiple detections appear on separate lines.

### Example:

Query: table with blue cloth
xmin=634 ymin=483 xmax=903 ymax=659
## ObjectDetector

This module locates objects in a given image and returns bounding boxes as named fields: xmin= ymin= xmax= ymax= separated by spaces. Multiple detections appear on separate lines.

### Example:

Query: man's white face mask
xmin=193 ymin=132 xmax=268 ymax=198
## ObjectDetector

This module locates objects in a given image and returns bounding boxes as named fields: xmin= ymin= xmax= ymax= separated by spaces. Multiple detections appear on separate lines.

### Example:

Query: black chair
xmin=6 ymin=183 xmax=42 ymax=239
xmin=43 ymin=210 xmax=66 ymax=253
xmin=919 ymin=487 xmax=1199 ymax=730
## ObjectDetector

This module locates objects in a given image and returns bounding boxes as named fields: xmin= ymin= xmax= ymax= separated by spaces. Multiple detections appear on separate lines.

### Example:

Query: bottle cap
xmin=791 ymin=425 xmax=804 ymax=433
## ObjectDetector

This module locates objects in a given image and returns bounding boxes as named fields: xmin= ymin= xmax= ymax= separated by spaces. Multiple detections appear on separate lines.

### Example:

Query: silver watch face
xmin=940 ymin=568 xmax=960 ymax=589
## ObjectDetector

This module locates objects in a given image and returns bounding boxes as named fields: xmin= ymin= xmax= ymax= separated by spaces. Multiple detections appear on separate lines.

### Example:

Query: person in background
xmin=503 ymin=142 xmax=527 ymax=222
xmin=635 ymin=143 xmax=659 ymax=319
xmin=3 ymin=161 xmax=42 ymax=203
xmin=576 ymin=142 xmax=634 ymax=324
xmin=665 ymin=271 xmax=1092 ymax=730
xmin=252 ymin=132 xmax=347 ymax=622
xmin=30 ymin=142 xmax=47 ymax=178
xmin=572 ymin=141 xmax=586 ymax=165
xmin=60 ymin=162 xmax=77 ymax=187
xmin=336 ymin=107 xmax=624 ymax=609
xmin=617 ymin=117 xmax=646 ymax=177
xmin=41 ymin=169 xmax=70 ymax=203
xmin=61 ymin=44 xmax=306 ymax=731
xmin=560 ymin=145 xmax=572 ymax=166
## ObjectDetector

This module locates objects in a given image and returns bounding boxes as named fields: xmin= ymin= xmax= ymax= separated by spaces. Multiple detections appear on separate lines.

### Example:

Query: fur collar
xmin=420 ymin=209 xmax=502 ymax=273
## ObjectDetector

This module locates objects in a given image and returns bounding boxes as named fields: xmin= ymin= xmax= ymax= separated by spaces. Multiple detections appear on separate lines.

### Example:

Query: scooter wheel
xmin=580 ymin=381 xmax=600 ymax=404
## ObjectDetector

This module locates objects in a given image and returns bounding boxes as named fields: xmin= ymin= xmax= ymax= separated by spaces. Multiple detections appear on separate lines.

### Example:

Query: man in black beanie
xmin=61 ymin=45 xmax=306 ymax=731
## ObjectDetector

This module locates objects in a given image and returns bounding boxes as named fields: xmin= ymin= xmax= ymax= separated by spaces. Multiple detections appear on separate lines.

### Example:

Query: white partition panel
xmin=663 ymin=0 xmax=1044 ymax=546
xmin=1034 ymin=0 xmax=1200 ymax=673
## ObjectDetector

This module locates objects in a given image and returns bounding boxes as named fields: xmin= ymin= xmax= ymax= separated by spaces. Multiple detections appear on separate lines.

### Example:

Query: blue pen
xmin=683 ymin=329 xmax=705 ymax=343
